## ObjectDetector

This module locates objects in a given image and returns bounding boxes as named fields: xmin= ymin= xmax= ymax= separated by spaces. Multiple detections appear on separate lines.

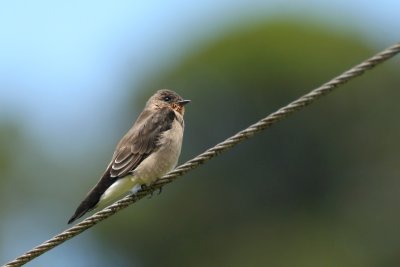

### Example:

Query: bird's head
xmin=147 ymin=89 xmax=190 ymax=115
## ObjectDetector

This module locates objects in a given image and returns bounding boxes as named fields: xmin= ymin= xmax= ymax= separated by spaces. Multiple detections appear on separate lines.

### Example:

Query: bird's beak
xmin=177 ymin=99 xmax=191 ymax=106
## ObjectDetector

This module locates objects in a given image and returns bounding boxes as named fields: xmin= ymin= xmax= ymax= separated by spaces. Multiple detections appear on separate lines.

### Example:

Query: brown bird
xmin=68 ymin=89 xmax=190 ymax=224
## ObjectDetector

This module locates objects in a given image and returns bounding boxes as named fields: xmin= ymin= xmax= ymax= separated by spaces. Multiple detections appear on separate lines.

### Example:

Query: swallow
xmin=68 ymin=89 xmax=190 ymax=224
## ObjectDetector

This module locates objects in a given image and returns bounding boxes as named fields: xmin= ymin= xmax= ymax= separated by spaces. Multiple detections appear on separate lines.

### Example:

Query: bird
xmin=68 ymin=89 xmax=190 ymax=224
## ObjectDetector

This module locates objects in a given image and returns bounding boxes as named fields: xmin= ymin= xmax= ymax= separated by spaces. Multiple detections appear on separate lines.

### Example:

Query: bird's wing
xmin=67 ymin=107 xmax=176 ymax=224
xmin=109 ymin=107 xmax=176 ymax=178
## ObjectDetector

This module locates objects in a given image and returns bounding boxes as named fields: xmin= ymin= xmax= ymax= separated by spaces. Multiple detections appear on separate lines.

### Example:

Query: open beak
xmin=177 ymin=99 xmax=191 ymax=106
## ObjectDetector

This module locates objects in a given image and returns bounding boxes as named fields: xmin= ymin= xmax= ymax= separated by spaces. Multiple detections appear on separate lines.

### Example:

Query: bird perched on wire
xmin=68 ymin=89 xmax=190 ymax=224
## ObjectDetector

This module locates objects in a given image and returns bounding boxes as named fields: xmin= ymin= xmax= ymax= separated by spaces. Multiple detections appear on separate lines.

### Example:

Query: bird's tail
xmin=67 ymin=188 xmax=102 ymax=224
xmin=67 ymin=202 xmax=95 ymax=224
xmin=68 ymin=176 xmax=138 ymax=224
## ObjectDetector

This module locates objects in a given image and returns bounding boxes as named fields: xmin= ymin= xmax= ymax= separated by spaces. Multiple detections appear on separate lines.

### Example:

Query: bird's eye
xmin=163 ymin=96 xmax=171 ymax=102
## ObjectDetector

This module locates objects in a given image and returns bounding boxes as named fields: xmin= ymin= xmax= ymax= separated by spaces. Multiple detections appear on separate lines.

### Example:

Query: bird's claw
xmin=141 ymin=183 xmax=163 ymax=198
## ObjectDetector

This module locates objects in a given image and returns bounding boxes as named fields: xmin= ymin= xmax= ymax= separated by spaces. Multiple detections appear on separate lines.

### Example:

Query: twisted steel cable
xmin=3 ymin=42 xmax=400 ymax=267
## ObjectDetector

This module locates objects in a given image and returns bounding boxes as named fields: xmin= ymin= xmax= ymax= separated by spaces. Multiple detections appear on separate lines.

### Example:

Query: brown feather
xmin=67 ymin=106 xmax=176 ymax=224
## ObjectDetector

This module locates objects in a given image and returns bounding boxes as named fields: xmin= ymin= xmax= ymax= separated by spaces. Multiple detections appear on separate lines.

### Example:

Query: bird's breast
xmin=132 ymin=118 xmax=184 ymax=185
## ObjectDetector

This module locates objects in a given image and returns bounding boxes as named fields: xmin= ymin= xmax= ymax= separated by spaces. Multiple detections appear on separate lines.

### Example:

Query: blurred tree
xmin=97 ymin=21 xmax=400 ymax=267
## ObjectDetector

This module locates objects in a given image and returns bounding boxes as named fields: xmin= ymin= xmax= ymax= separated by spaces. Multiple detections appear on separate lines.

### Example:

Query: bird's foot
xmin=141 ymin=183 xmax=163 ymax=198
xmin=132 ymin=193 xmax=140 ymax=202
xmin=140 ymin=184 xmax=152 ymax=198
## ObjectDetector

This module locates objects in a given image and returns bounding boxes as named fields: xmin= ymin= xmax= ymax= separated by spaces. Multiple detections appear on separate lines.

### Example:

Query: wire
xmin=3 ymin=42 xmax=400 ymax=267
